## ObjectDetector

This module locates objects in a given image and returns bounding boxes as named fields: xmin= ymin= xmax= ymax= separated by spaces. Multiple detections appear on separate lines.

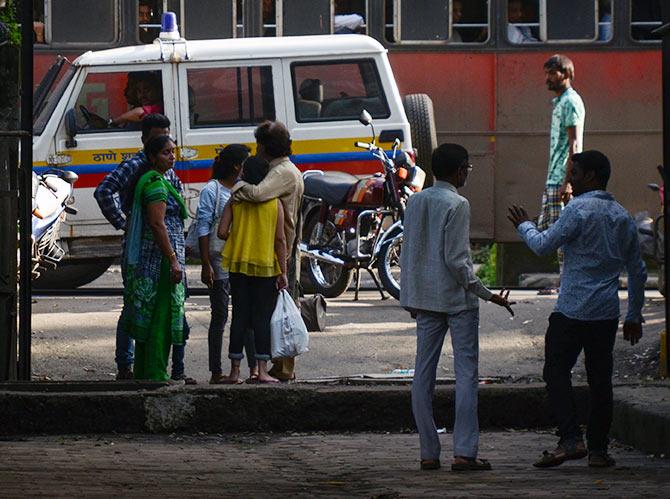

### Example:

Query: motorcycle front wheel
xmin=377 ymin=236 xmax=402 ymax=300
xmin=303 ymin=213 xmax=352 ymax=298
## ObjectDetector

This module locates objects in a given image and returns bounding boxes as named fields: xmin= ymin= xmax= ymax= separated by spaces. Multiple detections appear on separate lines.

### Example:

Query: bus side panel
xmin=388 ymin=52 xmax=496 ymax=240
xmin=494 ymin=50 xmax=661 ymax=242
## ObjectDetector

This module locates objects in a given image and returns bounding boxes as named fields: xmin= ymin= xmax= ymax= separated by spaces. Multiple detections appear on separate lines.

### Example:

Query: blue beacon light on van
xmin=159 ymin=11 xmax=180 ymax=40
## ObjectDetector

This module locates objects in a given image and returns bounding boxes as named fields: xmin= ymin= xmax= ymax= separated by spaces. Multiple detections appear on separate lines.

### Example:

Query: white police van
xmin=32 ymin=12 xmax=434 ymax=287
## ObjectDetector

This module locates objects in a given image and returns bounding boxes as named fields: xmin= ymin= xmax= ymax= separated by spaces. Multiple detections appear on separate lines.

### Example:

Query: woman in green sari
xmin=122 ymin=135 xmax=187 ymax=381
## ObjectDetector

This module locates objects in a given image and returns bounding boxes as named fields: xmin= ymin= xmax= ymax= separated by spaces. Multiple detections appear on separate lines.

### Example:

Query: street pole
xmin=17 ymin=0 xmax=33 ymax=380
xmin=656 ymin=5 xmax=670 ymax=377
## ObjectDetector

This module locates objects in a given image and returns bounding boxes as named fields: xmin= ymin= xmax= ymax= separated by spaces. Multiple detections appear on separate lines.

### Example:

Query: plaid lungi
xmin=536 ymin=185 xmax=564 ymax=231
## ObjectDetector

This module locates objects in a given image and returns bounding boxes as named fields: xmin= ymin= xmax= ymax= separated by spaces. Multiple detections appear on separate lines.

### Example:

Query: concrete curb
xmin=0 ymin=383 xmax=587 ymax=435
xmin=2 ymin=382 xmax=668 ymax=456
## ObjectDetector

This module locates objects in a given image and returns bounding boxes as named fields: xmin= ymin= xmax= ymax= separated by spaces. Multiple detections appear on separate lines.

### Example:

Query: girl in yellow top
xmin=218 ymin=156 xmax=288 ymax=384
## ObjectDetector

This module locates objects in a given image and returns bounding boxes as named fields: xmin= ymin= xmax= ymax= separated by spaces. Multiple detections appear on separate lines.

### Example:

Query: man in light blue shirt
xmin=508 ymin=150 xmax=646 ymax=469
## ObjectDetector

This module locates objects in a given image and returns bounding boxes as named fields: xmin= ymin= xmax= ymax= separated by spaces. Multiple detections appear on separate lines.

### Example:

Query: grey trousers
xmin=411 ymin=308 xmax=480 ymax=460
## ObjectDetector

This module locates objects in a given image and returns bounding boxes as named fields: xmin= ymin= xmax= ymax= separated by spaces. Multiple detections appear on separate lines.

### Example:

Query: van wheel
xmin=33 ymin=258 xmax=114 ymax=289
xmin=403 ymin=93 xmax=438 ymax=187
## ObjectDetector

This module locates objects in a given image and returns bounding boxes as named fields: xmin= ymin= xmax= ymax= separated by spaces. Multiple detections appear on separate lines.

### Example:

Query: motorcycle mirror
xmin=64 ymin=109 xmax=78 ymax=148
xmin=359 ymin=110 xmax=372 ymax=126
xmin=62 ymin=170 xmax=79 ymax=184
xmin=648 ymin=183 xmax=660 ymax=192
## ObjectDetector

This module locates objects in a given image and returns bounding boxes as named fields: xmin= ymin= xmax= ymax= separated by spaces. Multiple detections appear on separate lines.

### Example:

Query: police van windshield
xmin=33 ymin=59 xmax=76 ymax=135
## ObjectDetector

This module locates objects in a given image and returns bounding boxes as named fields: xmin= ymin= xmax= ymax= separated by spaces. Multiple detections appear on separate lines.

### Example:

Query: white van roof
xmin=74 ymin=34 xmax=386 ymax=67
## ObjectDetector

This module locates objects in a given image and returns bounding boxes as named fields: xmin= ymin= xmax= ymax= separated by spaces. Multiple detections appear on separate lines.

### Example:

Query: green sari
xmin=122 ymin=169 xmax=188 ymax=381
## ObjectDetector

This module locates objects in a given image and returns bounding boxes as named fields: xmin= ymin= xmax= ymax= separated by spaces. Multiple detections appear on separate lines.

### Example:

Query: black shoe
xmin=116 ymin=367 xmax=133 ymax=380
xmin=588 ymin=452 xmax=615 ymax=468
xmin=171 ymin=373 xmax=197 ymax=385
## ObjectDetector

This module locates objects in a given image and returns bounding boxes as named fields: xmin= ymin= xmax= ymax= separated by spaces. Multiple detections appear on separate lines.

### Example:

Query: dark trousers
xmin=543 ymin=312 xmax=618 ymax=452
xmin=208 ymin=278 xmax=256 ymax=374
xmin=229 ymin=273 xmax=278 ymax=361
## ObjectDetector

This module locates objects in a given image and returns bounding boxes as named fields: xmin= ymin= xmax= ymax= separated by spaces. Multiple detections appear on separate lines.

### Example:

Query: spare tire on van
xmin=403 ymin=94 xmax=437 ymax=187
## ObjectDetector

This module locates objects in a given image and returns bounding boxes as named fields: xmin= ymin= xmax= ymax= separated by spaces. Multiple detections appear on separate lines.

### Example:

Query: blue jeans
xmin=411 ymin=308 xmax=480 ymax=460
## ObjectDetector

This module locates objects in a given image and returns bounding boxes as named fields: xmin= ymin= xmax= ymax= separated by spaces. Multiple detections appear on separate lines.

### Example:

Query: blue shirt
xmin=194 ymin=180 xmax=231 ymax=280
xmin=94 ymin=151 xmax=183 ymax=231
xmin=517 ymin=190 xmax=646 ymax=323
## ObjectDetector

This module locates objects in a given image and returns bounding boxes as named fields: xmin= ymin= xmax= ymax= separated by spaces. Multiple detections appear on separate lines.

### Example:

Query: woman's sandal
xmin=451 ymin=457 xmax=492 ymax=471
xmin=420 ymin=459 xmax=441 ymax=471
xmin=533 ymin=442 xmax=587 ymax=468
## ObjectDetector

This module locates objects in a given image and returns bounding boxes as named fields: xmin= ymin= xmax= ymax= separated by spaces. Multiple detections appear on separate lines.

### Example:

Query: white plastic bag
xmin=271 ymin=289 xmax=309 ymax=359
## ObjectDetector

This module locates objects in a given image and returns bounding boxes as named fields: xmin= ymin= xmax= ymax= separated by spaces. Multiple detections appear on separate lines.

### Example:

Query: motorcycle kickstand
xmin=354 ymin=265 xmax=362 ymax=301
xmin=366 ymin=267 xmax=388 ymax=300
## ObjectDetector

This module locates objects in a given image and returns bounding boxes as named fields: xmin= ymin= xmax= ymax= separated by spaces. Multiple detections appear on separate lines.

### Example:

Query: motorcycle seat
xmin=304 ymin=171 xmax=359 ymax=206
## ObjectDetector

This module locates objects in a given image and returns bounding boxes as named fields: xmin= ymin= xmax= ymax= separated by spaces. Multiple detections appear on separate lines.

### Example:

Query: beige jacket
xmin=231 ymin=157 xmax=304 ymax=251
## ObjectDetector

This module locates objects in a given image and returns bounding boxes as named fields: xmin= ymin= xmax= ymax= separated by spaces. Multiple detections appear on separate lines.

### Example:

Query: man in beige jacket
xmin=232 ymin=120 xmax=304 ymax=381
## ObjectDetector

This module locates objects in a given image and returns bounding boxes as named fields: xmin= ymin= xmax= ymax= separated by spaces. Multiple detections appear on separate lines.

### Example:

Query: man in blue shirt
xmin=508 ymin=150 xmax=646 ymax=469
xmin=94 ymin=114 xmax=193 ymax=383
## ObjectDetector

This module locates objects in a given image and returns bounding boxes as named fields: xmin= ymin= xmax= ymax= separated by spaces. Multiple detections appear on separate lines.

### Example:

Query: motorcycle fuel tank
xmin=346 ymin=175 xmax=385 ymax=207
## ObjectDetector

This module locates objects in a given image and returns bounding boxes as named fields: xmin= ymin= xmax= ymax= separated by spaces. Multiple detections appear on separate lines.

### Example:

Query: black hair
xmin=241 ymin=155 xmax=270 ymax=185
xmin=254 ymin=120 xmax=292 ymax=158
xmin=212 ymin=144 xmax=251 ymax=181
xmin=431 ymin=143 xmax=469 ymax=180
xmin=572 ymin=150 xmax=611 ymax=187
xmin=144 ymin=134 xmax=175 ymax=163
xmin=141 ymin=113 xmax=170 ymax=140
xmin=544 ymin=54 xmax=575 ymax=81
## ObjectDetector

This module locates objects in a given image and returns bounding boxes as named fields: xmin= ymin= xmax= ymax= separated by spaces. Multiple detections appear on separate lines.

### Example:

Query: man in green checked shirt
xmin=538 ymin=54 xmax=585 ymax=233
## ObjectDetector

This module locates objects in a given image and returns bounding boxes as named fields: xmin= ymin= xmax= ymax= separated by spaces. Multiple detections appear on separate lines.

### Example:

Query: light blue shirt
xmin=517 ymin=190 xmax=646 ymax=323
xmin=195 ymin=180 xmax=231 ymax=280
xmin=547 ymin=87 xmax=585 ymax=186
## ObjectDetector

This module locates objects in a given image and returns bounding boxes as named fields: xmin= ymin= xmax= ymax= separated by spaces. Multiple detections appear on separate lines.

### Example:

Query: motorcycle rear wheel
xmin=303 ymin=214 xmax=352 ymax=298
xmin=377 ymin=236 xmax=402 ymax=300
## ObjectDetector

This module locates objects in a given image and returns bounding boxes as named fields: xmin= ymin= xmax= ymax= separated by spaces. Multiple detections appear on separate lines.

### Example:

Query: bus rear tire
xmin=33 ymin=258 xmax=114 ymax=290
xmin=403 ymin=93 xmax=437 ymax=187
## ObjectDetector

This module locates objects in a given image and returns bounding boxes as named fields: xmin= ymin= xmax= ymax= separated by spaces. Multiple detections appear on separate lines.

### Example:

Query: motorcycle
xmin=29 ymin=169 xmax=78 ymax=280
xmin=299 ymin=110 xmax=426 ymax=300
xmin=637 ymin=165 xmax=665 ymax=296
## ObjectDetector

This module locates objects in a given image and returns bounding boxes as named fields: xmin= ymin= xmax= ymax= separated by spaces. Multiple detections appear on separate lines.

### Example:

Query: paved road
xmin=1 ymin=431 xmax=668 ymax=497
xmin=30 ymin=266 xmax=664 ymax=383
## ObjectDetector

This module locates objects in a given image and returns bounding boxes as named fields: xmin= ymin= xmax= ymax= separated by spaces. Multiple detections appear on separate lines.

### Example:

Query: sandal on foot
xmin=533 ymin=442 xmax=587 ymax=468
xmin=588 ymin=452 xmax=616 ymax=468
xmin=213 ymin=376 xmax=243 ymax=385
xmin=420 ymin=459 xmax=441 ymax=471
xmin=451 ymin=457 xmax=491 ymax=471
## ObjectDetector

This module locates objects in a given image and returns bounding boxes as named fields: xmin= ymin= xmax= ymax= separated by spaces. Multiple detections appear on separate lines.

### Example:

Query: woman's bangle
xmin=168 ymin=250 xmax=176 ymax=259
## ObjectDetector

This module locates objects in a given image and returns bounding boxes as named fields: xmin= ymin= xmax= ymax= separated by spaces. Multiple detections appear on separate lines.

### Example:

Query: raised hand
xmin=507 ymin=204 xmax=531 ymax=228
xmin=490 ymin=288 xmax=516 ymax=317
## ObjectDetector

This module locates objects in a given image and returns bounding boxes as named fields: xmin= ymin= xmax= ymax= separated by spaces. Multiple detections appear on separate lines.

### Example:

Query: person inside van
xmin=110 ymin=72 xmax=164 ymax=127
xmin=218 ymin=156 xmax=288 ymax=384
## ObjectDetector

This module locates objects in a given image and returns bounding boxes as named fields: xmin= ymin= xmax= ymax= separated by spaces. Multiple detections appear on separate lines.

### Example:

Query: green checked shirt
xmin=546 ymin=87 xmax=585 ymax=186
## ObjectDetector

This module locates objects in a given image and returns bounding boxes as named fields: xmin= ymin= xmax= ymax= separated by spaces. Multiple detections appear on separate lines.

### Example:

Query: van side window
xmin=73 ymin=70 xmax=164 ymax=133
xmin=186 ymin=66 xmax=275 ymax=128
xmin=292 ymin=59 xmax=390 ymax=123
xmin=631 ymin=0 xmax=662 ymax=41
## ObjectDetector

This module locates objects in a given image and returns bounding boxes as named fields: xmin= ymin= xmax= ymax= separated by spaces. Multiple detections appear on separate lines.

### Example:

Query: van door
xmin=283 ymin=55 xmax=410 ymax=176
xmin=176 ymin=59 xmax=284 ymax=216
xmin=53 ymin=64 xmax=176 ymax=236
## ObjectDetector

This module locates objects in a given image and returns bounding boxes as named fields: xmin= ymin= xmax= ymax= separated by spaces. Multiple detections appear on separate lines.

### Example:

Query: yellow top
xmin=222 ymin=199 xmax=281 ymax=277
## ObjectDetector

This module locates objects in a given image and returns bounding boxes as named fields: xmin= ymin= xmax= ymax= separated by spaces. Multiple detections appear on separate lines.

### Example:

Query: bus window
xmin=507 ymin=0 xmax=540 ymax=44
xmin=597 ymin=0 xmax=613 ymax=42
xmin=183 ymin=0 xmax=235 ymax=39
xmin=334 ymin=0 xmax=366 ymax=35
xmin=291 ymin=59 xmax=390 ymax=122
xmin=33 ymin=0 xmax=45 ymax=44
xmin=49 ymin=0 xmax=118 ymax=45
xmin=138 ymin=1 xmax=160 ymax=44
xmin=451 ymin=0 xmax=489 ymax=43
xmin=73 ymin=71 xmax=164 ymax=133
xmin=540 ymin=0 xmax=597 ymax=42
xmin=631 ymin=0 xmax=662 ymax=41
xmin=393 ymin=0 xmax=451 ymax=43
xmin=279 ymin=0 xmax=332 ymax=36
xmin=186 ymin=66 xmax=275 ymax=128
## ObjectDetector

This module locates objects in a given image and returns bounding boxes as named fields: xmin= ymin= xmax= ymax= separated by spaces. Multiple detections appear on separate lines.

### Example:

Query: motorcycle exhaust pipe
xmin=299 ymin=243 xmax=347 ymax=266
